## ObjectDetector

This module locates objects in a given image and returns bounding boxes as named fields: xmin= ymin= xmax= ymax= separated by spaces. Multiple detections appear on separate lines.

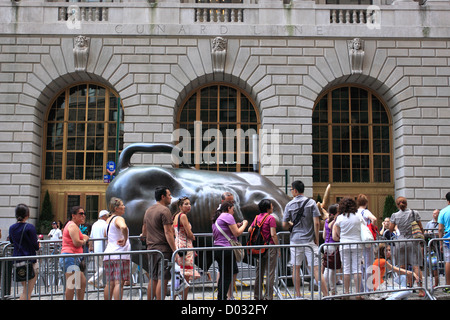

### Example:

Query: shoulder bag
xmin=411 ymin=210 xmax=424 ymax=240
xmin=322 ymin=247 xmax=341 ymax=270
xmin=359 ymin=214 xmax=375 ymax=243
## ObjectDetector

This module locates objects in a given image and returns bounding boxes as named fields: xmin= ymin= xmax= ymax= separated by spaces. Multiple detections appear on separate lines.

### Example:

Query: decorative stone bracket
xmin=211 ymin=36 xmax=227 ymax=73
xmin=348 ymin=37 xmax=364 ymax=74
xmin=73 ymin=35 xmax=90 ymax=72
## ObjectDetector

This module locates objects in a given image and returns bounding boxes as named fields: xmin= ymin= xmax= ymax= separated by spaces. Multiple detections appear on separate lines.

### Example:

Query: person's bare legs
xmin=104 ymin=280 xmax=124 ymax=300
xmin=313 ymin=266 xmax=328 ymax=297
xmin=293 ymin=265 xmax=302 ymax=297
xmin=227 ymin=274 xmax=237 ymax=299
xmin=355 ymin=273 xmax=363 ymax=299
xmin=20 ymin=274 xmax=37 ymax=300
xmin=446 ymin=262 xmax=450 ymax=286
xmin=147 ymin=279 xmax=157 ymax=300
xmin=343 ymin=274 xmax=351 ymax=296
xmin=148 ymin=279 xmax=168 ymax=300
xmin=76 ymin=272 xmax=86 ymax=300
xmin=64 ymin=271 xmax=86 ymax=300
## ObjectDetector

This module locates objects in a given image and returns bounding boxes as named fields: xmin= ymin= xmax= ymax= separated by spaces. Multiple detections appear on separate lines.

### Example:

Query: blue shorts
xmin=59 ymin=253 xmax=84 ymax=273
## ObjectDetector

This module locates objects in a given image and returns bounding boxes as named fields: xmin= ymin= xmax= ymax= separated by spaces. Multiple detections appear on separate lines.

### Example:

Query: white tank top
xmin=103 ymin=216 xmax=131 ymax=261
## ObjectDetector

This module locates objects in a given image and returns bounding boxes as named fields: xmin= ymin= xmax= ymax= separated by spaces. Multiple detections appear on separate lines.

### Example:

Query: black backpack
xmin=246 ymin=213 xmax=270 ymax=257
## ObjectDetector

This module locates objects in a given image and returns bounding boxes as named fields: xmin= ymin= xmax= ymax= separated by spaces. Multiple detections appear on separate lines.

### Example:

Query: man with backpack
xmin=282 ymin=180 xmax=328 ymax=298
xmin=247 ymin=199 xmax=279 ymax=300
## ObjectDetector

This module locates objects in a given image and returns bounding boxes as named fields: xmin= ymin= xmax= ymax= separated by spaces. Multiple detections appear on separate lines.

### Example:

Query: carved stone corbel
xmin=73 ymin=35 xmax=90 ymax=72
xmin=211 ymin=36 xmax=227 ymax=73
xmin=348 ymin=38 xmax=364 ymax=74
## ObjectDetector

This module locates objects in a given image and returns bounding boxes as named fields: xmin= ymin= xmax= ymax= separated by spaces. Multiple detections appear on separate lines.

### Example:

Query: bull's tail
xmin=118 ymin=143 xmax=187 ymax=171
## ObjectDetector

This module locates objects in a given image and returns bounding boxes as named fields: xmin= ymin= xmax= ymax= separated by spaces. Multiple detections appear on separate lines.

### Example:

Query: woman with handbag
xmin=322 ymin=204 xmax=341 ymax=296
xmin=211 ymin=201 xmax=248 ymax=300
xmin=389 ymin=196 xmax=424 ymax=297
xmin=60 ymin=206 xmax=89 ymax=300
xmin=332 ymin=197 xmax=364 ymax=299
xmin=357 ymin=194 xmax=378 ymax=292
xmin=173 ymin=196 xmax=200 ymax=299
xmin=8 ymin=203 xmax=39 ymax=300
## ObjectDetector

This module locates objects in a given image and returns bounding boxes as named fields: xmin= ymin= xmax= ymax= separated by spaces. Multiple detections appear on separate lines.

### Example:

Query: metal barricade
xmin=0 ymin=242 xmax=13 ymax=298
xmin=276 ymin=231 xmax=320 ymax=299
xmin=170 ymin=243 xmax=317 ymax=300
xmin=3 ymin=234 xmax=449 ymax=300
xmin=0 ymin=249 xmax=164 ymax=300
xmin=427 ymin=238 xmax=449 ymax=296
xmin=318 ymin=238 xmax=433 ymax=300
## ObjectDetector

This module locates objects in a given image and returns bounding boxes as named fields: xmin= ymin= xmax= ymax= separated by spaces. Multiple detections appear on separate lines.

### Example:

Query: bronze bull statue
xmin=106 ymin=143 xmax=291 ymax=240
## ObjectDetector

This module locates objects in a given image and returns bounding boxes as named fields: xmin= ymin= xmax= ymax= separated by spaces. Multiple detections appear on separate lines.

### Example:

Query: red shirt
xmin=61 ymin=221 xmax=84 ymax=254
xmin=250 ymin=213 xmax=277 ymax=244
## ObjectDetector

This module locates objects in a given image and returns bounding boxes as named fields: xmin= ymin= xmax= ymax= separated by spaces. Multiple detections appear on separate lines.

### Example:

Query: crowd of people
xmin=321 ymin=192 xmax=450 ymax=300
xmin=4 ymin=184 xmax=450 ymax=301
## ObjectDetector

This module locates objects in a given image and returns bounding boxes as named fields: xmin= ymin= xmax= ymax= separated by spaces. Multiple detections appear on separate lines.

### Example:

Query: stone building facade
xmin=0 ymin=0 xmax=449 ymax=236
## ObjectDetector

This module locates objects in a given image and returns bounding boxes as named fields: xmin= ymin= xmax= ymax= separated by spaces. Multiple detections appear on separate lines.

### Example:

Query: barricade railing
xmin=276 ymin=231 xmax=322 ymax=298
xmin=2 ymin=234 xmax=448 ymax=300
xmin=0 ymin=249 xmax=164 ymax=300
xmin=170 ymin=242 xmax=316 ymax=300
xmin=427 ymin=238 xmax=449 ymax=296
xmin=318 ymin=238 xmax=433 ymax=300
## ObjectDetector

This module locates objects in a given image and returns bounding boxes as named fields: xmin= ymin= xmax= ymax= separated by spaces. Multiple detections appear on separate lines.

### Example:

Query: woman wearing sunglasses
xmin=60 ymin=206 xmax=89 ymax=300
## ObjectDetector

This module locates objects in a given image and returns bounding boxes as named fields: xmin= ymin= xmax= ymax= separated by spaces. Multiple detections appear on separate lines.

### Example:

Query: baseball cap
xmin=99 ymin=210 xmax=109 ymax=218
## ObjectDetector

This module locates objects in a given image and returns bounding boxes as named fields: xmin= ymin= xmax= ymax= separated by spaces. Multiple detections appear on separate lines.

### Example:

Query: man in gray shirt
xmin=282 ymin=180 xmax=328 ymax=298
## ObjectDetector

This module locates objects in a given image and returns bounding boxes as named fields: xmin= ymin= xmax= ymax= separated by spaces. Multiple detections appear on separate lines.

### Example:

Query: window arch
xmin=312 ymin=85 xmax=392 ymax=183
xmin=176 ymin=84 xmax=259 ymax=172
xmin=44 ymin=83 xmax=124 ymax=181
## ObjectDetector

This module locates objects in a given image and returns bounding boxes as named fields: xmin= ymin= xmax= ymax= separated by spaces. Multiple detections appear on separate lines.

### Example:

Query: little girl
xmin=372 ymin=243 xmax=419 ymax=300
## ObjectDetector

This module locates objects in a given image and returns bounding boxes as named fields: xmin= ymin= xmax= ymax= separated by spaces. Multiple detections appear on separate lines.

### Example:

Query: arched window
xmin=312 ymin=85 xmax=392 ymax=184
xmin=44 ymin=83 xmax=123 ymax=181
xmin=176 ymin=84 xmax=259 ymax=172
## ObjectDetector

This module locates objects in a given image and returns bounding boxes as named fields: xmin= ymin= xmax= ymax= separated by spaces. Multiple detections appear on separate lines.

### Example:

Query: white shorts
xmin=290 ymin=241 xmax=319 ymax=268
xmin=444 ymin=243 xmax=450 ymax=263
xmin=340 ymin=246 xmax=363 ymax=275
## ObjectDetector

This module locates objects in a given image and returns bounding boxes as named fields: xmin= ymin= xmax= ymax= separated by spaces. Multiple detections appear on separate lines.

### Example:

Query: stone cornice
xmin=0 ymin=2 xmax=449 ymax=38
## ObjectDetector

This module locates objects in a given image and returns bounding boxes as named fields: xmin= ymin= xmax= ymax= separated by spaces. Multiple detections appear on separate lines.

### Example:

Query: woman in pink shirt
xmin=247 ymin=199 xmax=279 ymax=300
xmin=60 ymin=206 xmax=89 ymax=300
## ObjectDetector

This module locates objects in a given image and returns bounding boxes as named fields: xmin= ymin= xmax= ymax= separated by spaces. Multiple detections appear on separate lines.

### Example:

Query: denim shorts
xmin=59 ymin=253 xmax=83 ymax=273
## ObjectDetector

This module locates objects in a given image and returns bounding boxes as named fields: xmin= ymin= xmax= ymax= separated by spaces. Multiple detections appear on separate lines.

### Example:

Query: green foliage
xmin=382 ymin=195 xmax=397 ymax=220
xmin=37 ymin=190 xmax=54 ymax=234
xmin=316 ymin=194 xmax=322 ymax=203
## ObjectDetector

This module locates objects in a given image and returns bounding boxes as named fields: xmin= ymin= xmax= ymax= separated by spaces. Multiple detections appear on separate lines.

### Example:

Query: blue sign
xmin=103 ymin=174 xmax=110 ymax=183
xmin=107 ymin=161 xmax=116 ymax=173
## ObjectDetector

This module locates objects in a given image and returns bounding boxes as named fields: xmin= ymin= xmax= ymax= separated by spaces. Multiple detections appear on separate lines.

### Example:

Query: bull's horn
xmin=322 ymin=184 xmax=331 ymax=209
xmin=118 ymin=143 xmax=186 ymax=171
